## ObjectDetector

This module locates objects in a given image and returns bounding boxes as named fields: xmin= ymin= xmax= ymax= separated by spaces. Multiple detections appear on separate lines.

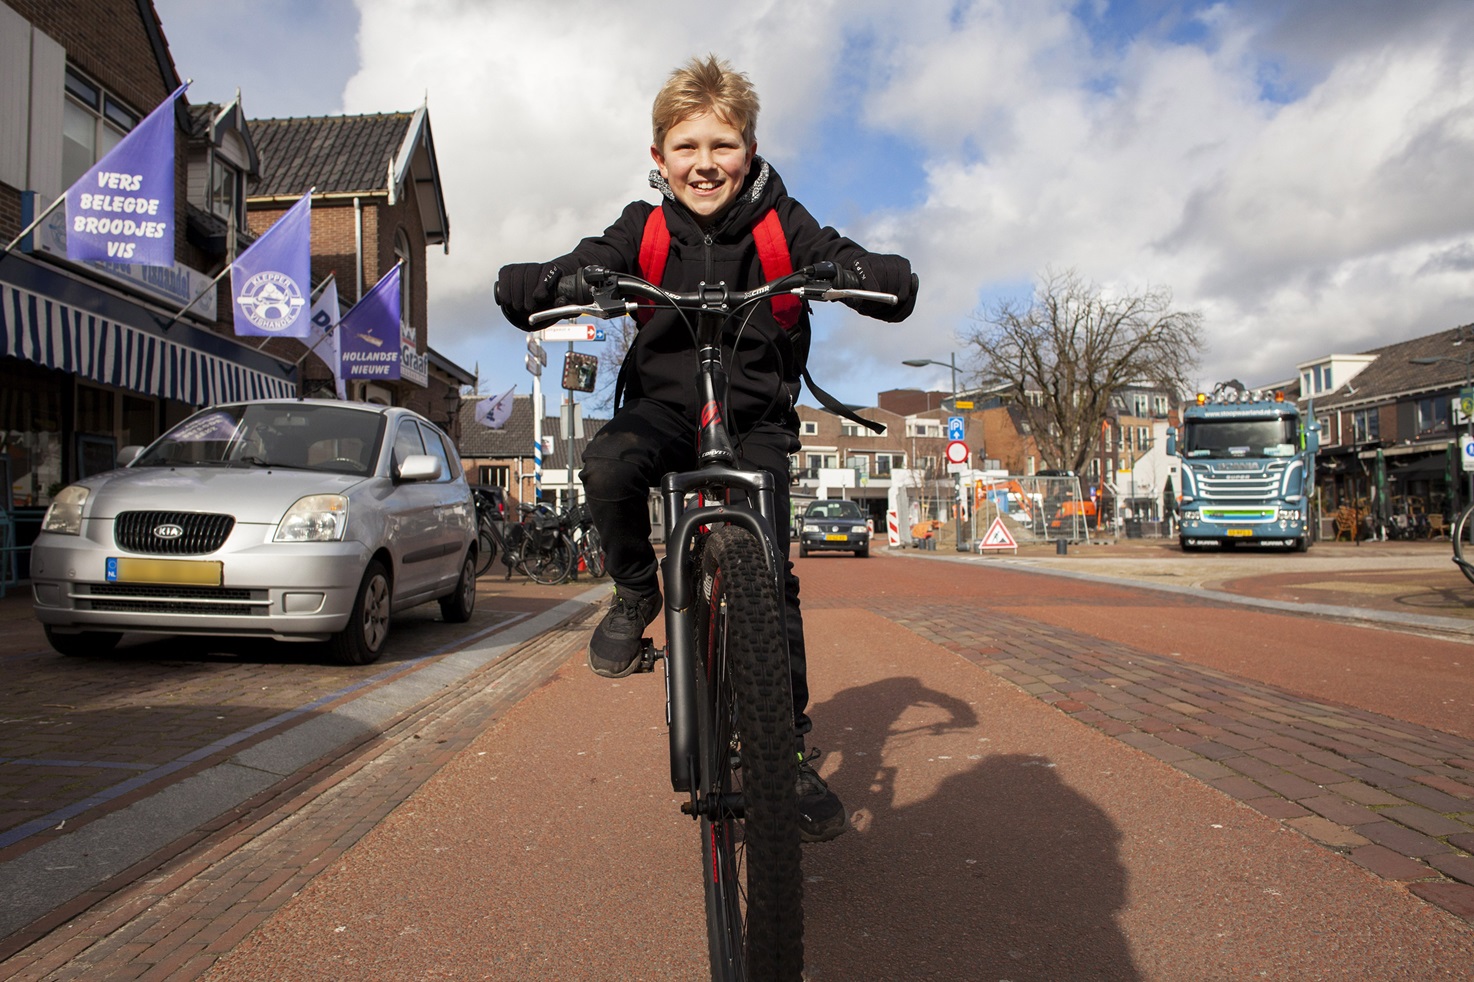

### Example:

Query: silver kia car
xmin=31 ymin=400 xmax=477 ymax=665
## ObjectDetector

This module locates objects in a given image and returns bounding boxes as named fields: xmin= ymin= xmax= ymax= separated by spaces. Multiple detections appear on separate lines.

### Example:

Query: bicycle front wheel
xmin=525 ymin=533 xmax=575 ymax=585
xmin=1454 ymin=505 xmax=1474 ymax=585
xmin=694 ymin=525 xmax=803 ymax=981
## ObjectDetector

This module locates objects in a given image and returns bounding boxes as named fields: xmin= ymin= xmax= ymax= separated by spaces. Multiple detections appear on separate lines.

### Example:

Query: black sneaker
xmin=588 ymin=589 xmax=659 ymax=678
xmin=796 ymin=749 xmax=847 ymax=842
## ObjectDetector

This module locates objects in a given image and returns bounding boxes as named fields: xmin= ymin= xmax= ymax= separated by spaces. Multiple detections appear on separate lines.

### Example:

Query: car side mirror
xmin=1165 ymin=427 xmax=1177 ymax=456
xmin=396 ymin=454 xmax=443 ymax=482
xmin=118 ymin=445 xmax=144 ymax=466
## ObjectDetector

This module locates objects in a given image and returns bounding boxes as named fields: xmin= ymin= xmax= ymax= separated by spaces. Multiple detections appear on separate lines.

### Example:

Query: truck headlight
xmin=1181 ymin=510 xmax=1200 ymax=524
xmin=41 ymin=486 xmax=90 ymax=535
xmin=276 ymin=494 xmax=349 ymax=542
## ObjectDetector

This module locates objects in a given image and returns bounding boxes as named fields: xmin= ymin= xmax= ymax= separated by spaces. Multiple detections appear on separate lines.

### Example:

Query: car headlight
xmin=275 ymin=494 xmax=348 ymax=542
xmin=41 ymin=486 xmax=90 ymax=535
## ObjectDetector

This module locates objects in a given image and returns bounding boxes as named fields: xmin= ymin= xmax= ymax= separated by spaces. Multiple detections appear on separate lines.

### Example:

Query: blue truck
xmin=1167 ymin=390 xmax=1319 ymax=552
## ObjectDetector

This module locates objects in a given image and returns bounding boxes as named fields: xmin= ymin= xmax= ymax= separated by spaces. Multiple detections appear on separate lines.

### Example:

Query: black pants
xmin=579 ymin=398 xmax=811 ymax=737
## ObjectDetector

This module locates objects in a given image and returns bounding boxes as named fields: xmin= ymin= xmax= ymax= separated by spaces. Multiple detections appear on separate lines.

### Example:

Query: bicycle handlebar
xmin=526 ymin=262 xmax=899 ymax=328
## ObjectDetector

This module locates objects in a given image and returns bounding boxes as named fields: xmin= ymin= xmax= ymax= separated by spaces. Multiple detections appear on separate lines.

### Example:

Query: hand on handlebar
xmin=495 ymin=261 xmax=565 ymax=331
xmin=849 ymin=254 xmax=918 ymax=322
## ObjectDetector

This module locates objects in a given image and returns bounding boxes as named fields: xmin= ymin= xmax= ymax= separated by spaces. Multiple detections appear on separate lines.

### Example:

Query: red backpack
xmin=627 ymin=204 xmax=883 ymax=434
xmin=634 ymin=206 xmax=800 ymax=329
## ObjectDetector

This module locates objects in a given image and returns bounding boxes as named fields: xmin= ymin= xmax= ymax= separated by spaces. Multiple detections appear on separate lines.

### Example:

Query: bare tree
xmin=964 ymin=268 xmax=1204 ymax=474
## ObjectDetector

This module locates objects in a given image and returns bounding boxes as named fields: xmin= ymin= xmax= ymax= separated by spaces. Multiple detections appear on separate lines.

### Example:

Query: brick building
xmin=0 ymin=0 xmax=471 ymax=576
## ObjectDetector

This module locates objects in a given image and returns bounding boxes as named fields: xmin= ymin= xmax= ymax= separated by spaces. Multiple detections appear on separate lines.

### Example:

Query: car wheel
xmin=856 ymin=543 xmax=869 ymax=558
xmin=44 ymin=625 xmax=122 ymax=658
xmin=330 ymin=560 xmax=391 ymax=665
xmin=798 ymin=542 xmax=808 ymax=558
xmin=439 ymin=549 xmax=477 ymax=623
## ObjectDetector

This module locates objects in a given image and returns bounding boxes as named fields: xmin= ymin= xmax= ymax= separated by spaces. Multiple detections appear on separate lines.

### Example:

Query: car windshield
xmin=133 ymin=404 xmax=385 ymax=475
xmin=806 ymin=501 xmax=863 ymax=520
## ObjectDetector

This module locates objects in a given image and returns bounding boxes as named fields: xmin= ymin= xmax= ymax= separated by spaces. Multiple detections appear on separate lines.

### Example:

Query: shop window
xmin=2 ymin=366 xmax=65 ymax=508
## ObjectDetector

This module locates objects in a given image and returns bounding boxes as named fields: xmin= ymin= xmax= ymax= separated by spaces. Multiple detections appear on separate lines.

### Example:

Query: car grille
xmin=114 ymin=511 xmax=235 ymax=555
xmin=82 ymin=583 xmax=264 ymax=616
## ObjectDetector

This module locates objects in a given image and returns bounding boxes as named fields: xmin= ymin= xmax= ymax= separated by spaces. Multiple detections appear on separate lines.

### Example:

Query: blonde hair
xmin=651 ymin=55 xmax=760 ymax=150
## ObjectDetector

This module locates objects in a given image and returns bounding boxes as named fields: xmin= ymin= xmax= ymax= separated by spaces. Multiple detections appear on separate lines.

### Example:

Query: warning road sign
xmin=977 ymin=516 xmax=1018 ymax=553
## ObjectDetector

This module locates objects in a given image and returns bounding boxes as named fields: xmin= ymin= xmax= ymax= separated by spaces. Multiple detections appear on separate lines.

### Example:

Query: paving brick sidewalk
xmin=886 ymin=599 xmax=1474 ymax=924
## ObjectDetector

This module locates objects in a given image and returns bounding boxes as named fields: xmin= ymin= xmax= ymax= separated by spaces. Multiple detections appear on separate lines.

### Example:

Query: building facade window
xmin=394 ymin=230 xmax=414 ymax=334
xmin=62 ymin=67 xmax=137 ymax=188
xmin=477 ymin=464 xmax=511 ymax=489
xmin=1416 ymin=397 xmax=1450 ymax=436
xmin=209 ymin=155 xmax=242 ymax=228
xmin=1351 ymin=408 xmax=1379 ymax=443
xmin=800 ymin=420 xmax=818 ymax=436
xmin=874 ymin=452 xmax=903 ymax=477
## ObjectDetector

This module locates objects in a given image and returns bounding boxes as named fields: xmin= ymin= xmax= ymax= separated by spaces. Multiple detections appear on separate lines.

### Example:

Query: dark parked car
xmin=797 ymin=499 xmax=871 ymax=557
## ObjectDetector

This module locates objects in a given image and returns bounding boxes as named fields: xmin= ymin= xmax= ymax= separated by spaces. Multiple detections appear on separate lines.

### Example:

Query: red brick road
xmin=2 ymin=546 xmax=1472 ymax=979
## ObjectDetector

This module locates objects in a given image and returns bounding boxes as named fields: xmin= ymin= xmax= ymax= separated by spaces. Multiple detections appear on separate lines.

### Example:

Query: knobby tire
xmin=694 ymin=525 xmax=803 ymax=981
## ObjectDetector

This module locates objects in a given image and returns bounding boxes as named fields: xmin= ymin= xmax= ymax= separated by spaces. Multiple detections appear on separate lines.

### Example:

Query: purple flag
xmin=65 ymin=83 xmax=187 ymax=266
xmin=231 ymin=192 xmax=312 ymax=338
xmin=339 ymin=263 xmax=402 ymax=380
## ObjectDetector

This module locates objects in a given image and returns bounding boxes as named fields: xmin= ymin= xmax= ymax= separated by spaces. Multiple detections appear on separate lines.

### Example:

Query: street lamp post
xmin=902 ymin=354 xmax=966 ymax=551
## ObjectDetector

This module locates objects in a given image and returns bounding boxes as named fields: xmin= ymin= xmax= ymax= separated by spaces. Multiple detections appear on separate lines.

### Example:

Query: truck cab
xmin=1167 ymin=389 xmax=1319 ymax=552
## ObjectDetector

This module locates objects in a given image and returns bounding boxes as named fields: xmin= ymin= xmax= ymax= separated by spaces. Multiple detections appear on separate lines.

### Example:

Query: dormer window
xmin=209 ymin=156 xmax=241 ymax=227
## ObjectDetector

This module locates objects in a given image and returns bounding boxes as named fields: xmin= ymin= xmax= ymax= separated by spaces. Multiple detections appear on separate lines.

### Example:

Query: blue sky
xmin=155 ymin=0 xmax=1474 ymax=415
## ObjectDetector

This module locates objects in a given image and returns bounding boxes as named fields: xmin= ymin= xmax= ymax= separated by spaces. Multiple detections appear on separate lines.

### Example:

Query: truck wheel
xmin=1294 ymin=536 xmax=1309 ymax=553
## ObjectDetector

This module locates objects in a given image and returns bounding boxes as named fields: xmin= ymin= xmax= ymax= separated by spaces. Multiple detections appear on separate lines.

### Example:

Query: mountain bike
xmin=1452 ymin=503 xmax=1474 ymax=585
xmin=526 ymin=261 xmax=898 ymax=981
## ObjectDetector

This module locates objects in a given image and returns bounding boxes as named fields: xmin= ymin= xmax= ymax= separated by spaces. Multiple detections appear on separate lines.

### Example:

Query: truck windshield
xmin=1182 ymin=417 xmax=1299 ymax=458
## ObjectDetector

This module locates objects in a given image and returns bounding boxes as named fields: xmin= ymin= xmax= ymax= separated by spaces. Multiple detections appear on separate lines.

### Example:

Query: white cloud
xmin=157 ymin=0 xmax=1474 ymax=405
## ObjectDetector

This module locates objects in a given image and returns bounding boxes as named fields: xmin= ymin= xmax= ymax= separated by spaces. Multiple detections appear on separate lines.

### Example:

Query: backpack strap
xmin=633 ymin=207 xmax=671 ymax=326
xmin=752 ymin=209 xmax=801 ymax=330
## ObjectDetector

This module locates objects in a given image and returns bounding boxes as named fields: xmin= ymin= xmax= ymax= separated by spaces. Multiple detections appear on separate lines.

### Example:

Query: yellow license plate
xmin=824 ymin=534 xmax=849 ymax=541
xmin=1225 ymin=528 xmax=1254 ymax=537
xmin=107 ymin=557 xmax=224 ymax=586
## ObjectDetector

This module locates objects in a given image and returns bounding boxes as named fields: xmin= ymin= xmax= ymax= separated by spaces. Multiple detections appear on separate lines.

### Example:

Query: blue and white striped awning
xmin=1 ymin=281 xmax=295 ymax=405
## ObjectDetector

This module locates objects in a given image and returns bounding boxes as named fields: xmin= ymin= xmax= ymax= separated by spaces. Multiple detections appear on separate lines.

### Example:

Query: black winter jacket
xmin=550 ymin=159 xmax=906 ymax=431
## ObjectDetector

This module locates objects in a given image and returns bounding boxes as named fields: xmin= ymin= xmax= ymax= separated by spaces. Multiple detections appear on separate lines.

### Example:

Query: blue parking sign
xmin=948 ymin=416 xmax=965 ymax=441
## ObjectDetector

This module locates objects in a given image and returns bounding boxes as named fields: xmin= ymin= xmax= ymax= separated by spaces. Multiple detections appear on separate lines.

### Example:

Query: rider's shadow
xmin=802 ymin=677 xmax=1142 ymax=981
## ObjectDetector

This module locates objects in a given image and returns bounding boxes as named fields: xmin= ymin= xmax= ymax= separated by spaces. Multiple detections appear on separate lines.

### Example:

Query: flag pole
xmin=292 ymin=272 xmax=341 ymax=369
xmin=0 ymin=194 xmax=67 ymax=261
xmin=156 ymin=262 xmax=234 ymax=332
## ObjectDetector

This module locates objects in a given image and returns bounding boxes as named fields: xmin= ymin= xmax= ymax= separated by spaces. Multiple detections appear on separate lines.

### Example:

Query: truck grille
xmin=114 ymin=511 xmax=235 ymax=555
xmin=82 ymin=583 xmax=265 ymax=616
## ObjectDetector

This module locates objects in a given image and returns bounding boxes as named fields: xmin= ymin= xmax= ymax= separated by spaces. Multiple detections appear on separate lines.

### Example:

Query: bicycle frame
xmin=653 ymin=301 xmax=790 ymax=800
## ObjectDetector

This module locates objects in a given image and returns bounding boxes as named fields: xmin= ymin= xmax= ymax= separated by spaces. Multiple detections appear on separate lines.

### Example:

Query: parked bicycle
xmin=501 ymin=502 xmax=577 ymax=585
xmin=567 ymin=501 xmax=607 ymax=579
xmin=1452 ymin=503 xmax=1474 ymax=585
xmin=472 ymin=486 xmax=508 ymax=578
xmin=526 ymin=262 xmax=898 ymax=980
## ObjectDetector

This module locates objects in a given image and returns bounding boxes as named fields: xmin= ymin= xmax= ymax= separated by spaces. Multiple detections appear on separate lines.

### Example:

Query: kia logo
xmin=154 ymin=524 xmax=184 ymax=539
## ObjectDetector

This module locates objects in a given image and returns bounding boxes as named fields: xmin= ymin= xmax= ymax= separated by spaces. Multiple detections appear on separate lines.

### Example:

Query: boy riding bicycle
xmin=496 ymin=55 xmax=917 ymax=842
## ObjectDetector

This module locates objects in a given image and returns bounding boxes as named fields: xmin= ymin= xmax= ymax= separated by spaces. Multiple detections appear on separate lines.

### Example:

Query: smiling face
xmin=651 ymin=111 xmax=755 ymax=226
